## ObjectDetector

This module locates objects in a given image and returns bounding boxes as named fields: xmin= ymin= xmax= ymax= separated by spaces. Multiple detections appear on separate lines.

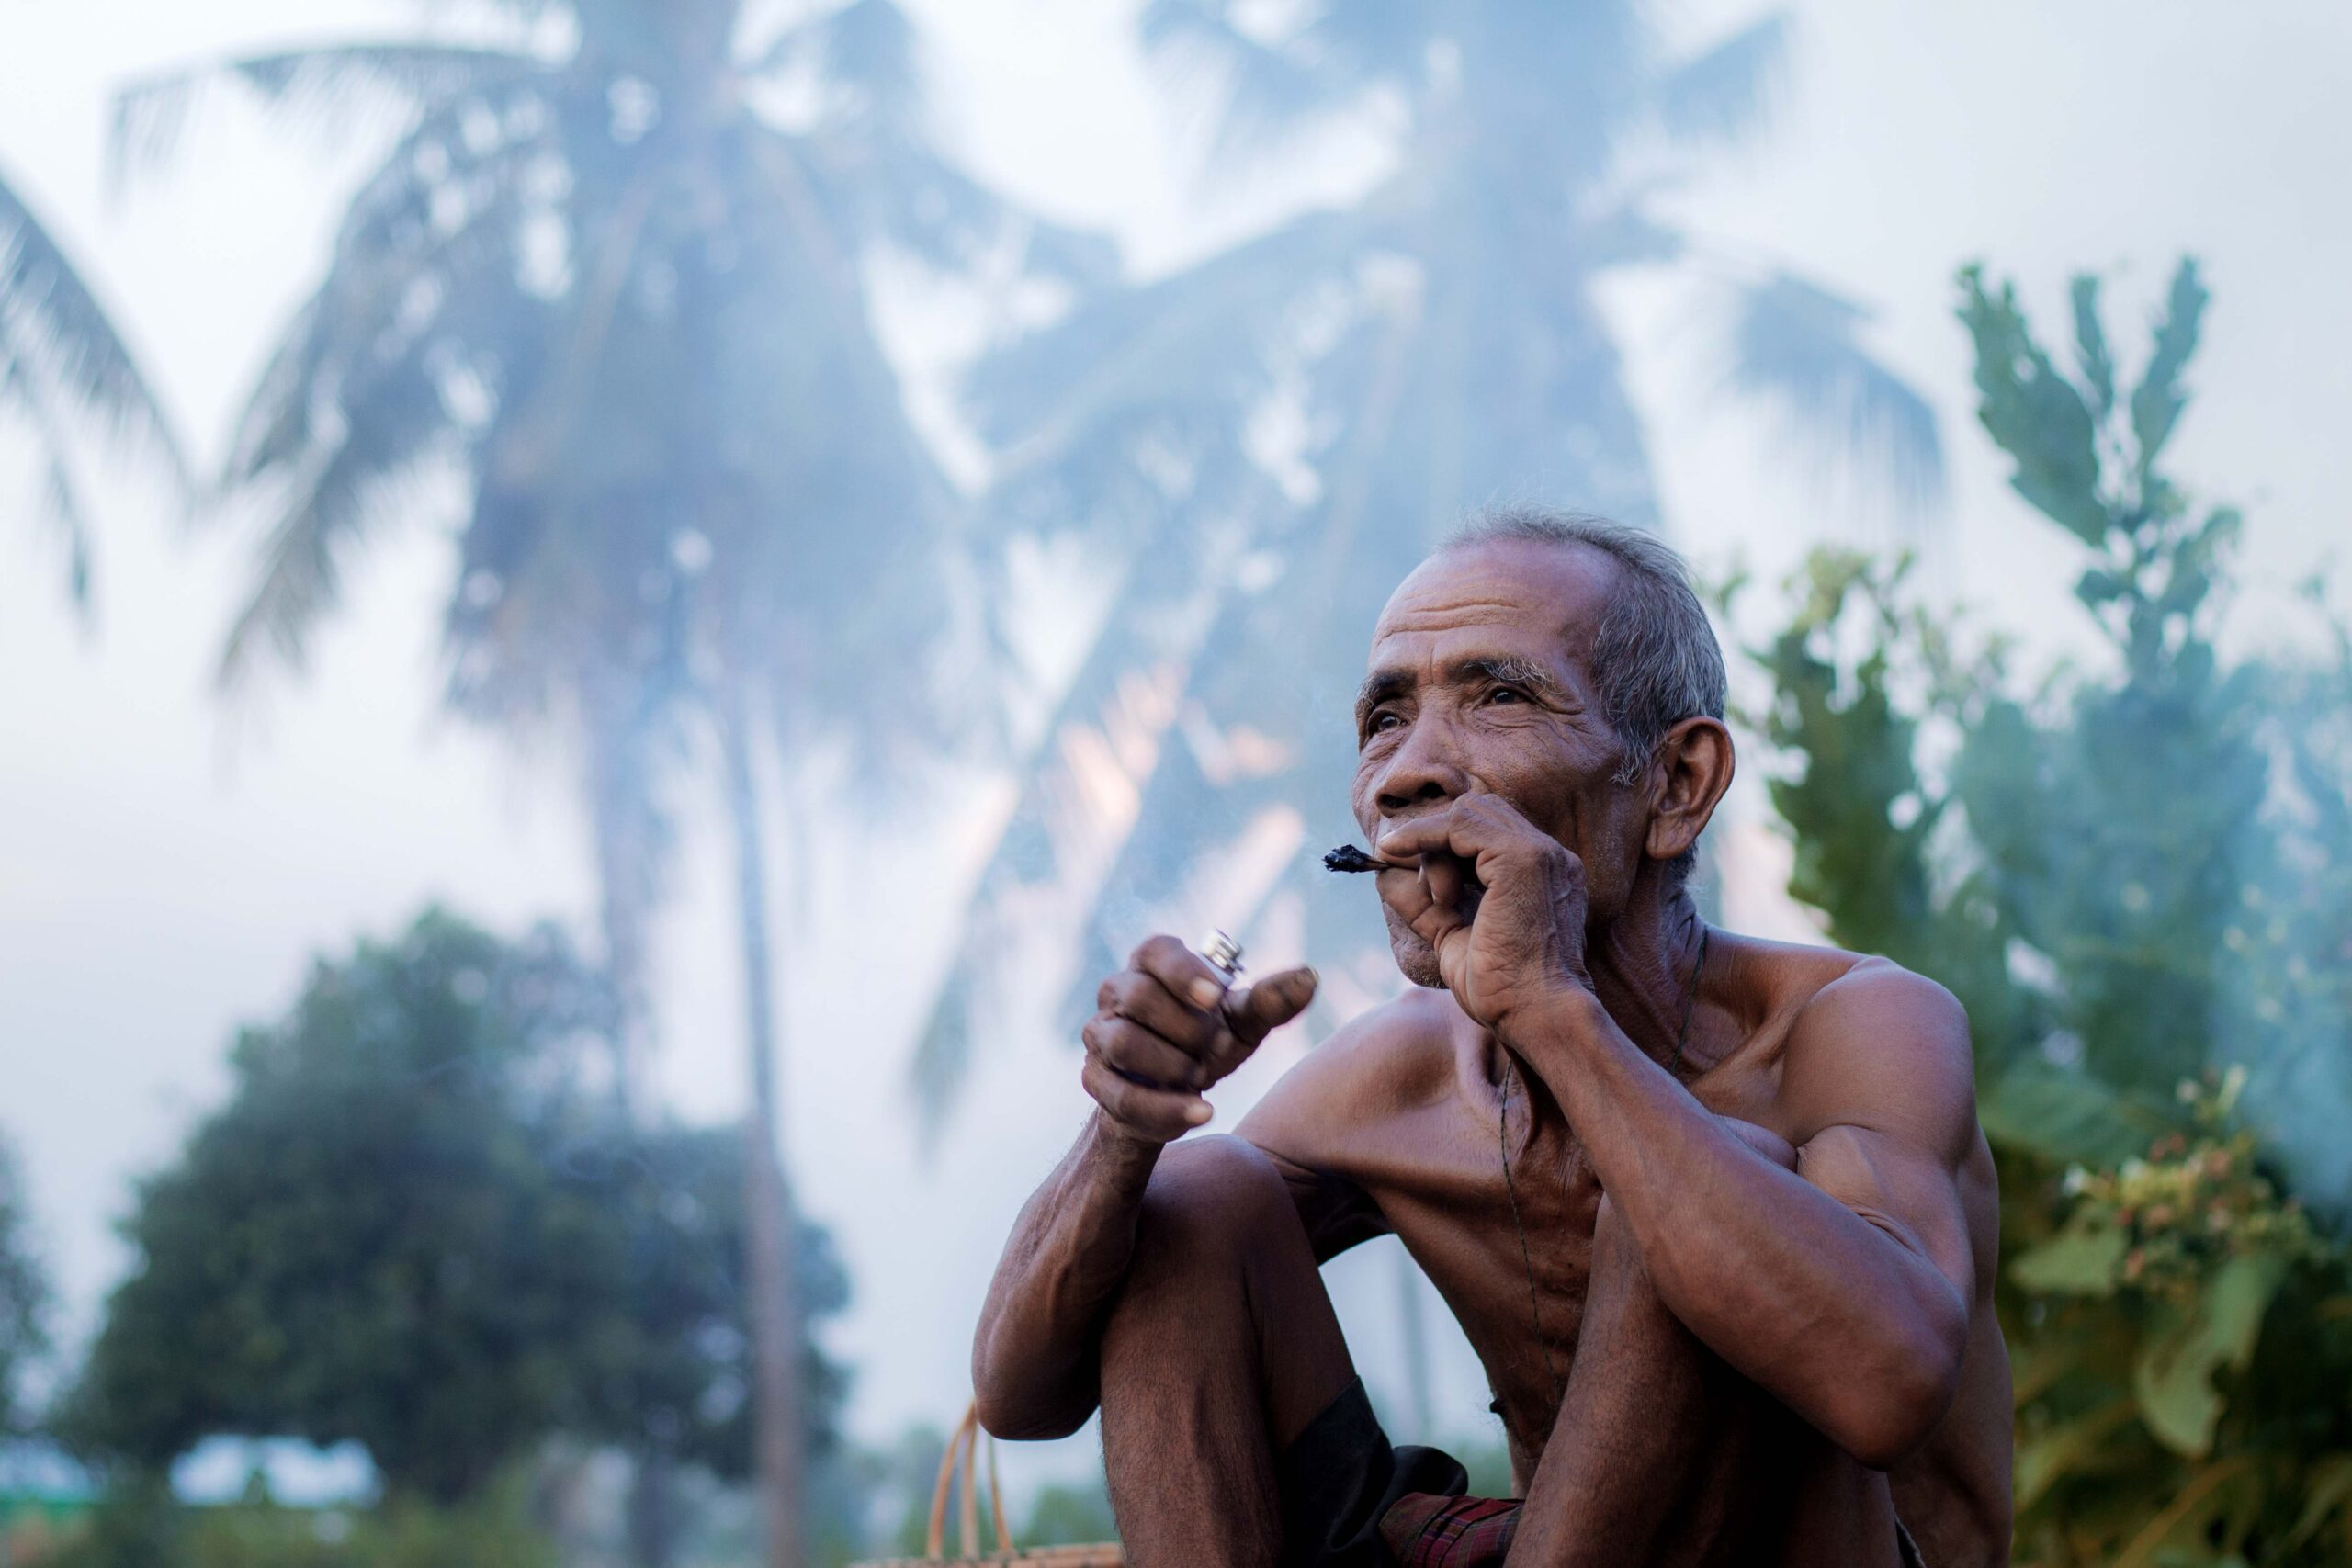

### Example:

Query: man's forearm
xmin=971 ymin=1111 xmax=1163 ymax=1440
xmin=1505 ymin=987 xmax=1966 ymax=1465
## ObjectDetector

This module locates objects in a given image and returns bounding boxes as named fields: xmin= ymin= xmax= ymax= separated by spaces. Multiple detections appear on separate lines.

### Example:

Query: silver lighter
xmin=1199 ymin=929 xmax=1245 ymax=986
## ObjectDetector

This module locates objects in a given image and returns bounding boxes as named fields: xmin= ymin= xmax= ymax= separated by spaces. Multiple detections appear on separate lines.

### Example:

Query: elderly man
xmin=972 ymin=509 xmax=2012 ymax=1567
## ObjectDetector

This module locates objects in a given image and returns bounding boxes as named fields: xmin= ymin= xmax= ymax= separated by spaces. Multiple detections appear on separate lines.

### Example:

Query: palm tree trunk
xmin=626 ymin=1443 xmax=677 ymax=1568
xmin=721 ymin=685 xmax=808 ymax=1568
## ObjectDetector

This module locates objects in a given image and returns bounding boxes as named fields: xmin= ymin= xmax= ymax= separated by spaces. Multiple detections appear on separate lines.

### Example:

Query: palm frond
xmin=0 ymin=343 xmax=95 ymax=609
xmin=967 ymin=209 xmax=1362 ymax=468
xmin=1652 ymin=13 xmax=1792 ymax=150
xmin=222 ymin=99 xmax=542 ymax=488
xmin=1138 ymin=0 xmax=1357 ymax=163
xmin=1716 ymin=271 xmax=1946 ymax=520
xmin=908 ymin=467 xmax=1282 ymax=1137
xmin=218 ymin=335 xmax=453 ymax=689
xmin=747 ymin=0 xmax=924 ymax=133
xmin=0 ymin=168 xmax=189 ymax=490
xmin=109 ymin=42 xmax=545 ymax=193
xmin=797 ymin=130 xmax=1115 ymax=289
xmin=1299 ymin=0 xmax=1434 ymax=86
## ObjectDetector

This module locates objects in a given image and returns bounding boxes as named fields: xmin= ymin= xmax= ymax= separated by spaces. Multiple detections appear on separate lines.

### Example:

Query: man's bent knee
xmin=1133 ymin=1134 xmax=1298 ymax=1266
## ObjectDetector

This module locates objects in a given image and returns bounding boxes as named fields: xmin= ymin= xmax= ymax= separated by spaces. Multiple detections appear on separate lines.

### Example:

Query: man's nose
xmin=1374 ymin=718 xmax=1472 ymax=815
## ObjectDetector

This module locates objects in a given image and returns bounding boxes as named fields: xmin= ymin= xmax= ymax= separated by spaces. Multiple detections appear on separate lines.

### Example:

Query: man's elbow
xmin=972 ymin=1386 xmax=1091 ymax=1443
xmin=1826 ymin=1312 xmax=1966 ymax=1470
xmin=971 ymin=1336 xmax=1095 ymax=1443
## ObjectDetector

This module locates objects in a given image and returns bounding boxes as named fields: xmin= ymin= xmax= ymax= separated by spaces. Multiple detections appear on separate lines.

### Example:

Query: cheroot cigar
xmin=1323 ymin=843 xmax=1402 ymax=874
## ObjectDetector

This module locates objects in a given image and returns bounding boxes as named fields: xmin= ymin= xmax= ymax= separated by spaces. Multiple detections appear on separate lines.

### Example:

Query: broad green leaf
xmin=2076 ymin=567 xmax=2126 ymax=606
xmin=1979 ymin=1060 xmax=2157 ymax=1167
xmin=2132 ymin=1254 xmax=2286 ymax=1456
xmin=2070 ymin=273 xmax=2115 ymax=418
xmin=2287 ymin=1452 xmax=2352 ymax=1548
xmin=2111 ymin=1453 xmax=2257 ymax=1568
xmin=2131 ymin=258 xmax=2208 ymax=477
xmin=1956 ymin=264 xmax=2109 ymax=544
xmin=2011 ymin=1218 xmax=2127 ymax=1296
xmin=2014 ymin=1397 xmax=2136 ymax=1510
xmin=2007 ymin=1326 xmax=2087 ymax=1407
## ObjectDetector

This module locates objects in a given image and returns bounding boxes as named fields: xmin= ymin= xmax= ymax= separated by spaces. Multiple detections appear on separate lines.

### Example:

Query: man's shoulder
xmin=1752 ymin=938 xmax=1976 ymax=1152
xmin=1787 ymin=949 xmax=1969 ymax=1053
xmin=1235 ymin=985 xmax=1464 ymax=1152
xmin=1285 ymin=984 xmax=1465 ymax=1097
xmin=1727 ymin=931 xmax=1967 ymax=1042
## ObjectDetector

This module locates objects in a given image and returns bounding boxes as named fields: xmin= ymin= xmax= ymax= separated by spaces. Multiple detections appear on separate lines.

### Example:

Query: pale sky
xmin=4 ymin=0 xmax=2349 ymax=1494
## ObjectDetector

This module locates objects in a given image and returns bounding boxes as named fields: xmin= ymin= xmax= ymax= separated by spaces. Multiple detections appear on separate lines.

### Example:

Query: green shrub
xmin=1736 ymin=260 xmax=2352 ymax=1564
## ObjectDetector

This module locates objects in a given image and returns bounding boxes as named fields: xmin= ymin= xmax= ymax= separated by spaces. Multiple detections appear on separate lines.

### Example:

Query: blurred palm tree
xmin=110 ymin=3 xmax=1105 ymax=1562
xmin=0 ymin=160 xmax=187 ymax=611
xmin=917 ymin=4 xmax=1946 ymax=1134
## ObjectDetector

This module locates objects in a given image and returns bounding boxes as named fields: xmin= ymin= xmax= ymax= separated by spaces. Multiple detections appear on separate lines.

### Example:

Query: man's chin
xmin=1385 ymin=927 xmax=1445 ymax=989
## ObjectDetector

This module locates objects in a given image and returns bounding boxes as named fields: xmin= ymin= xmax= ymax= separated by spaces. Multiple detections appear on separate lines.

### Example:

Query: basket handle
xmin=924 ymin=1402 xmax=1015 ymax=1561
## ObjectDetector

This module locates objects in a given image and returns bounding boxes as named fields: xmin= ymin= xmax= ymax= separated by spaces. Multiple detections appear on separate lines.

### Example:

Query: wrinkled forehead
xmin=1367 ymin=538 xmax=1619 ymax=673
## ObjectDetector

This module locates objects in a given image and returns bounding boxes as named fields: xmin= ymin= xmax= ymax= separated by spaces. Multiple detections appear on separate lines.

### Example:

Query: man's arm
xmin=970 ymin=939 xmax=1317 ymax=1440
xmin=1235 ymin=1001 xmax=1424 ymax=1261
xmin=1513 ymin=962 xmax=1979 ymax=1469
xmin=1376 ymin=795 xmax=1982 ymax=1468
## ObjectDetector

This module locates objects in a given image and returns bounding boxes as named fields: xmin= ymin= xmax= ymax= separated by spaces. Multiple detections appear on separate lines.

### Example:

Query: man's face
xmin=1350 ymin=538 xmax=1648 ymax=987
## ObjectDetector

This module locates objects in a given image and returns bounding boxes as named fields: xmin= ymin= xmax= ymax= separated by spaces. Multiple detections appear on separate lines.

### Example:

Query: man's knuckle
xmin=1102 ymin=972 xmax=1147 ymax=1016
xmin=1102 ymin=1025 xmax=1149 ymax=1073
xmin=1136 ymin=933 xmax=1185 ymax=969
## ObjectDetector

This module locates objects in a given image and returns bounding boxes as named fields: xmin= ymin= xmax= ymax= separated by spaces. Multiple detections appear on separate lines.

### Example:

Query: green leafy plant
xmin=37 ymin=1469 xmax=556 ymax=1568
xmin=61 ymin=909 xmax=848 ymax=1510
xmin=1736 ymin=260 xmax=2352 ymax=1564
xmin=0 ymin=1133 xmax=49 ymax=1438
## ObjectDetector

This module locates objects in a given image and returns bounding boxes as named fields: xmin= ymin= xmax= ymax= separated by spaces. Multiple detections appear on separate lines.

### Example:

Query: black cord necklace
xmin=1497 ymin=924 xmax=1710 ymax=1403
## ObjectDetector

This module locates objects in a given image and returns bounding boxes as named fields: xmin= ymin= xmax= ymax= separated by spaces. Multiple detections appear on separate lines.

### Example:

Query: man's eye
xmin=1369 ymin=711 xmax=1402 ymax=734
xmin=1487 ymin=686 xmax=1525 ymax=705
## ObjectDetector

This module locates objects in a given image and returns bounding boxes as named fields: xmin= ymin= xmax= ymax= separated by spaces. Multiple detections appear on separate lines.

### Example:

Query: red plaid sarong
xmin=1374 ymin=1494 xmax=1929 ymax=1567
xmin=1377 ymin=1493 xmax=1521 ymax=1566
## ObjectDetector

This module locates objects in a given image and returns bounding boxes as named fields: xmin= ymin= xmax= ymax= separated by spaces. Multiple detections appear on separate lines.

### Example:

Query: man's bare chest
xmin=1325 ymin=1047 xmax=1792 ymax=1462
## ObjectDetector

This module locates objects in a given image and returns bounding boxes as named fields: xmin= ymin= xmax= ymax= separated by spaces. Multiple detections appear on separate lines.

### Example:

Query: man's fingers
xmin=1130 ymin=933 xmax=1233 ymax=1012
xmin=1102 ymin=937 xmax=1318 ymax=1089
xmin=1097 ymin=967 xmax=1220 ymax=1056
xmin=1376 ymin=861 xmax=1464 ymax=954
xmin=1193 ymin=964 xmax=1314 ymax=1080
xmin=1083 ymin=1015 xmax=1205 ymax=1089
xmin=1082 ymin=1056 xmax=1209 ymax=1141
xmin=1419 ymin=850 xmax=1470 ymax=921
xmin=1223 ymin=965 xmax=1318 ymax=1043
xmin=1376 ymin=803 xmax=1500 ymax=869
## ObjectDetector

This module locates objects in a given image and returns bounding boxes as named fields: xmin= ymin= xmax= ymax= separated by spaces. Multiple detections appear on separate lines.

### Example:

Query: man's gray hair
xmin=1439 ymin=506 xmax=1727 ymax=790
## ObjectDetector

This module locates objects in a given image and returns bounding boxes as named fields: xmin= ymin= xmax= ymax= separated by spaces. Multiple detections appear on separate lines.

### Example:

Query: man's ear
xmin=1645 ymin=716 xmax=1735 ymax=865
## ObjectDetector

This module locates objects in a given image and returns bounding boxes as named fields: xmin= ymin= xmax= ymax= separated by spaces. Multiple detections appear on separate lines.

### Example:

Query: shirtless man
xmin=973 ymin=509 xmax=2012 ymax=1566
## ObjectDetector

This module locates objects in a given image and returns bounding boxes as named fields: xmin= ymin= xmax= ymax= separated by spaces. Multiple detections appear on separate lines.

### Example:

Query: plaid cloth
xmin=1377 ymin=1493 xmax=1521 ymax=1566
xmin=1372 ymin=1493 xmax=1929 ymax=1567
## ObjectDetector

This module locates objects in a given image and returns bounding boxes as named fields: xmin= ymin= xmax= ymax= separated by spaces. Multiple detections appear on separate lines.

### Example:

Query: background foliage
xmin=1737 ymin=258 xmax=2352 ymax=1565
xmin=47 ymin=910 xmax=848 ymax=1558
xmin=0 ymin=1135 xmax=49 ymax=1439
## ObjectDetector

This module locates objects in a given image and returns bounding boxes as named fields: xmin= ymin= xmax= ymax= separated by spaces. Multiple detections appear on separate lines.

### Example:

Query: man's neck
xmin=1584 ymin=876 xmax=1709 ymax=1068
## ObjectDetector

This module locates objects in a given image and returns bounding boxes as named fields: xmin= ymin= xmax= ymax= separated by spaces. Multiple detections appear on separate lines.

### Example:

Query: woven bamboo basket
xmin=850 ymin=1402 xmax=1123 ymax=1568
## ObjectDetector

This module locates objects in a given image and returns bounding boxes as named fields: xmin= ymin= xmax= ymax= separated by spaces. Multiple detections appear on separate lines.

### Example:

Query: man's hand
xmin=1081 ymin=935 xmax=1318 ymax=1145
xmin=1374 ymin=791 xmax=1591 ymax=1032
